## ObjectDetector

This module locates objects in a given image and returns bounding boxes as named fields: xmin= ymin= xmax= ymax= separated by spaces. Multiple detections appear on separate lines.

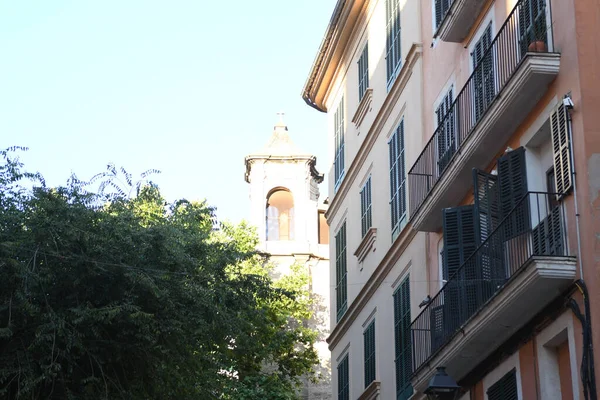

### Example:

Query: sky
xmin=0 ymin=0 xmax=336 ymax=223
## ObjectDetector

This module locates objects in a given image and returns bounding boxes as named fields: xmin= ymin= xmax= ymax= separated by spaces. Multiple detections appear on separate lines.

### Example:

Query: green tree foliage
xmin=0 ymin=149 xmax=319 ymax=399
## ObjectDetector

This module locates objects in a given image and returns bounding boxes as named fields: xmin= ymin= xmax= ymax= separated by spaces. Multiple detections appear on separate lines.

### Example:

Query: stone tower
xmin=244 ymin=117 xmax=331 ymax=400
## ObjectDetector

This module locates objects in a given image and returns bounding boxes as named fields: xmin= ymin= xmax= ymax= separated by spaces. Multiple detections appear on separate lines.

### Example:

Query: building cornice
xmin=327 ymin=225 xmax=418 ymax=350
xmin=301 ymin=0 xmax=366 ymax=112
xmin=325 ymin=44 xmax=423 ymax=222
xmin=244 ymin=155 xmax=323 ymax=183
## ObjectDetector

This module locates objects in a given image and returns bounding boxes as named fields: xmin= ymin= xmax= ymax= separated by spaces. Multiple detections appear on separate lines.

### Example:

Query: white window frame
xmin=333 ymin=97 xmax=346 ymax=191
xmin=388 ymin=118 xmax=407 ymax=240
xmin=483 ymin=352 xmax=523 ymax=400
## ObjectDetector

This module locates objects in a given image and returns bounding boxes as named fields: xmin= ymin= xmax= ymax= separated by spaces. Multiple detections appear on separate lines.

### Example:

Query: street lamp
xmin=424 ymin=367 xmax=460 ymax=400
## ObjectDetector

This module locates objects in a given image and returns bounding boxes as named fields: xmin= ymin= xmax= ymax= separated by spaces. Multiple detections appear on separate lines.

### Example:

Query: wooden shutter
xmin=363 ymin=321 xmax=376 ymax=388
xmin=394 ymin=277 xmax=413 ymax=400
xmin=487 ymin=368 xmax=518 ymax=400
xmin=497 ymin=147 xmax=529 ymax=239
xmin=473 ymin=24 xmax=494 ymax=122
xmin=550 ymin=103 xmax=572 ymax=197
xmin=442 ymin=205 xmax=478 ymax=331
xmin=335 ymin=222 xmax=347 ymax=321
xmin=437 ymin=87 xmax=456 ymax=174
xmin=473 ymin=168 xmax=506 ymax=301
xmin=337 ymin=355 xmax=350 ymax=400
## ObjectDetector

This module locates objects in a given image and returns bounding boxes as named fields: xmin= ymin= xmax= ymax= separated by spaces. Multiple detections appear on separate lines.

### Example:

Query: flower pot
xmin=528 ymin=40 xmax=548 ymax=52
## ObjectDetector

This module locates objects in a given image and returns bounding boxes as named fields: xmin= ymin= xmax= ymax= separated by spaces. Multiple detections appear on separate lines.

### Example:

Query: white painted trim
xmin=437 ymin=236 xmax=444 ymax=290
xmin=361 ymin=307 xmax=377 ymax=328
xmin=358 ymin=166 xmax=373 ymax=189
xmin=535 ymin=311 xmax=580 ymax=400
xmin=432 ymin=76 xmax=456 ymax=129
xmin=483 ymin=351 xmax=523 ymax=400
xmin=391 ymin=260 xmax=412 ymax=290
xmin=336 ymin=342 xmax=351 ymax=363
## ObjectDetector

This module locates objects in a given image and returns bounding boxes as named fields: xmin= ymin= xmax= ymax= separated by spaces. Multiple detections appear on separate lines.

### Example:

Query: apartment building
xmin=303 ymin=0 xmax=600 ymax=399
xmin=303 ymin=0 xmax=428 ymax=399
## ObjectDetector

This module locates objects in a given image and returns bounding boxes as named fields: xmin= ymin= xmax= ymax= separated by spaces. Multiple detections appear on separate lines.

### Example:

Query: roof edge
xmin=301 ymin=0 xmax=350 ymax=113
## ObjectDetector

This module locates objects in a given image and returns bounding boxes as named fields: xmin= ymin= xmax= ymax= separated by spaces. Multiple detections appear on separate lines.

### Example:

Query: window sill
xmin=358 ymin=380 xmax=381 ymax=400
xmin=352 ymin=88 xmax=373 ymax=129
xmin=354 ymin=228 xmax=377 ymax=263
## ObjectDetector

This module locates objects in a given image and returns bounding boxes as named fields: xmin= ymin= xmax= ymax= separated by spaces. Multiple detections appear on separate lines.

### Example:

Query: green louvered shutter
xmin=338 ymin=355 xmax=350 ymax=400
xmin=363 ymin=321 xmax=376 ymax=388
xmin=394 ymin=276 xmax=413 ymax=400
xmin=550 ymin=103 xmax=572 ymax=197
xmin=335 ymin=222 xmax=348 ymax=321
xmin=442 ymin=205 xmax=478 ymax=331
xmin=497 ymin=147 xmax=529 ymax=240
xmin=473 ymin=169 xmax=505 ymax=300
xmin=487 ymin=368 xmax=518 ymax=400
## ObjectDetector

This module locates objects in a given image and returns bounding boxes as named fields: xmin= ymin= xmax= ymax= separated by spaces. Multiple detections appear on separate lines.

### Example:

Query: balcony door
xmin=518 ymin=0 xmax=548 ymax=57
xmin=472 ymin=24 xmax=496 ymax=124
xmin=436 ymin=86 xmax=457 ymax=175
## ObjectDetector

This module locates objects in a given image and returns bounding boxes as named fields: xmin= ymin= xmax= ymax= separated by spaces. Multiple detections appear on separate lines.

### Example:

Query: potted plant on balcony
xmin=527 ymin=20 xmax=548 ymax=53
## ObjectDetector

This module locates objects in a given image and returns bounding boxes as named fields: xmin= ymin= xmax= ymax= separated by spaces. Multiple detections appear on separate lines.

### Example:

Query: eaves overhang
xmin=301 ymin=0 xmax=365 ymax=112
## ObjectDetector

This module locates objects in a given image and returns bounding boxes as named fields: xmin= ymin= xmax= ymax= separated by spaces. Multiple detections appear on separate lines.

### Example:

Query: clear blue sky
xmin=0 ymin=0 xmax=335 ymax=223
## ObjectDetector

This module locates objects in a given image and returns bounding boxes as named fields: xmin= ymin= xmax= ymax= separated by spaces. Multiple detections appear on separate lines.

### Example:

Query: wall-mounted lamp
xmin=424 ymin=367 xmax=460 ymax=400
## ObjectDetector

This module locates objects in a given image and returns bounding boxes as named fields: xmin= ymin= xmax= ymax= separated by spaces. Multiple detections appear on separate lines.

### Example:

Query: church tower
xmin=244 ymin=116 xmax=331 ymax=399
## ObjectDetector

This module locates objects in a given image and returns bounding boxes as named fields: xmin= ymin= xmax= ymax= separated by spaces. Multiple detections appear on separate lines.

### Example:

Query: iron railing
xmin=410 ymin=192 xmax=569 ymax=374
xmin=409 ymin=0 xmax=555 ymax=218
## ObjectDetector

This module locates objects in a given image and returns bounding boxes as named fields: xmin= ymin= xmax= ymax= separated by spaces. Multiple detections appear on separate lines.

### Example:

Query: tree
xmin=0 ymin=149 xmax=319 ymax=399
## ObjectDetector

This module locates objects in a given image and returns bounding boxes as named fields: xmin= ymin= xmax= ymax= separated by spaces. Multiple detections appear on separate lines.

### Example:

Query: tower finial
xmin=277 ymin=111 xmax=285 ymax=124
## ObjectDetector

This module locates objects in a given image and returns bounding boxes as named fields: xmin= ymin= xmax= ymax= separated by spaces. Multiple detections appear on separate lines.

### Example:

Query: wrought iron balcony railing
xmin=409 ymin=0 xmax=554 ymax=218
xmin=410 ymin=192 xmax=569 ymax=374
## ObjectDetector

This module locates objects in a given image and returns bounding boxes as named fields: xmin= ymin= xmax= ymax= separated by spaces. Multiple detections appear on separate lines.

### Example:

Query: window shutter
xmin=363 ymin=321 xmax=376 ymax=388
xmin=338 ymin=355 xmax=350 ymax=400
xmin=435 ymin=0 xmax=443 ymax=29
xmin=394 ymin=276 xmax=413 ymax=400
xmin=550 ymin=103 xmax=572 ymax=197
xmin=442 ymin=205 xmax=478 ymax=331
xmin=442 ymin=205 xmax=478 ymax=280
xmin=487 ymin=368 xmax=518 ymax=400
xmin=497 ymin=147 xmax=529 ymax=239
xmin=335 ymin=222 xmax=348 ymax=321
xmin=473 ymin=168 xmax=506 ymax=300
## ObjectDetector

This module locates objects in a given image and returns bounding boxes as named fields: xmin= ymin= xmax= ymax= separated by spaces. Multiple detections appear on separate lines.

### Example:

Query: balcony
xmin=409 ymin=192 xmax=576 ymax=392
xmin=434 ymin=0 xmax=487 ymax=42
xmin=409 ymin=0 xmax=560 ymax=232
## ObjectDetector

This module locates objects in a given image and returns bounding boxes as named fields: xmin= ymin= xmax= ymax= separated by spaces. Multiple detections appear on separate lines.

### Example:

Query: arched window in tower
xmin=266 ymin=189 xmax=294 ymax=241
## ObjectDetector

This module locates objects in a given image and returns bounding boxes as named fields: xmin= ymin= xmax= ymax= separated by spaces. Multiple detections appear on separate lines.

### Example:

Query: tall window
xmin=363 ymin=320 xmax=376 ymax=388
xmin=436 ymin=86 xmax=456 ymax=174
xmin=358 ymin=43 xmax=369 ymax=101
xmin=389 ymin=120 xmax=407 ymax=238
xmin=360 ymin=177 xmax=372 ymax=238
xmin=386 ymin=0 xmax=401 ymax=86
xmin=334 ymin=98 xmax=345 ymax=188
xmin=394 ymin=276 xmax=412 ymax=400
xmin=434 ymin=0 xmax=451 ymax=30
xmin=337 ymin=354 xmax=350 ymax=400
xmin=335 ymin=222 xmax=347 ymax=322
xmin=266 ymin=189 xmax=294 ymax=241
xmin=472 ymin=24 xmax=495 ymax=122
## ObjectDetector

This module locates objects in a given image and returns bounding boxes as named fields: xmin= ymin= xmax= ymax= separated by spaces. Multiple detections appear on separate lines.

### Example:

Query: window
xmin=497 ymin=147 xmax=529 ymax=239
xmin=266 ymin=189 xmax=294 ymax=241
xmin=358 ymin=43 xmax=369 ymax=102
xmin=389 ymin=120 xmax=407 ymax=237
xmin=518 ymin=0 xmax=548 ymax=55
xmin=335 ymin=222 xmax=348 ymax=321
xmin=436 ymin=86 xmax=456 ymax=174
xmin=360 ymin=177 xmax=372 ymax=238
xmin=394 ymin=276 xmax=412 ymax=400
xmin=434 ymin=0 xmax=451 ymax=31
xmin=472 ymin=24 xmax=495 ymax=122
xmin=549 ymin=103 xmax=572 ymax=197
xmin=363 ymin=320 xmax=376 ymax=388
xmin=487 ymin=368 xmax=518 ymax=400
xmin=338 ymin=354 xmax=350 ymax=400
xmin=334 ymin=98 xmax=345 ymax=188
xmin=386 ymin=0 xmax=402 ymax=85
xmin=318 ymin=211 xmax=329 ymax=244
